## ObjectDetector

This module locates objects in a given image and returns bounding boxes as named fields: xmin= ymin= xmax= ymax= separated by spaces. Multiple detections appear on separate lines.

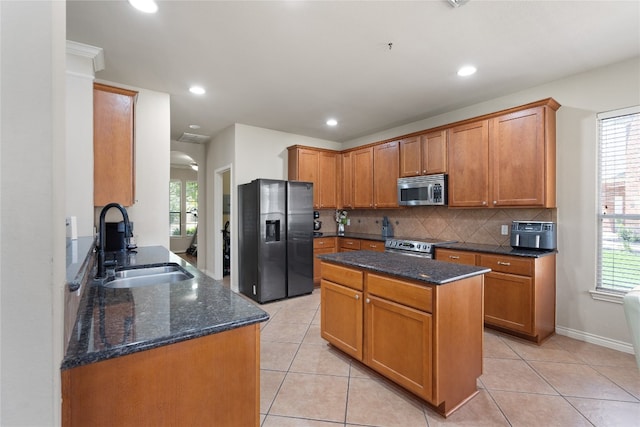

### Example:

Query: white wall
xmin=95 ymin=82 xmax=171 ymax=249
xmin=66 ymin=46 xmax=96 ymax=236
xmin=1 ymin=1 xmax=66 ymax=425
xmin=344 ymin=57 xmax=640 ymax=350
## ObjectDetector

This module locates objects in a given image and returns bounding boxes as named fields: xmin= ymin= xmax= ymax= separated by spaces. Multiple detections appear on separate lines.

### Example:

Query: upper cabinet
xmin=288 ymin=146 xmax=338 ymax=209
xmin=351 ymin=146 xmax=374 ymax=208
xmin=399 ymin=130 xmax=447 ymax=177
xmin=340 ymin=151 xmax=354 ymax=209
xmin=448 ymin=99 xmax=559 ymax=208
xmin=372 ymin=141 xmax=399 ymax=208
xmin=93 ymin=83 xmax=137 ymax=207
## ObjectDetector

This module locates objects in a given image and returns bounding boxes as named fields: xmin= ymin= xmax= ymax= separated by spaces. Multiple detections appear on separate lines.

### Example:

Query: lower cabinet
xmin=435 ymin=248 xmax=556 ymax=343
xmin=320 ymin=261 xmax=483 ymax=417
xmin=62 ymin=324 xmax=261 ymax=427
xmin=313 ymin=237 xmax=337 ymax=284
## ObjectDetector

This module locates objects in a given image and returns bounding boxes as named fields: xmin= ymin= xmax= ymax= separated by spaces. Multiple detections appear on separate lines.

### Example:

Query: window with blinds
xmin=597 ymin=106 xmax=640 ymax=292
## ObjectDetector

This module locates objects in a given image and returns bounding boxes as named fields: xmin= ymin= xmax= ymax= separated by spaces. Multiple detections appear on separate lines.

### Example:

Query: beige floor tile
xmin=481 ymin=358 xmax=557 ymax=394
xmin=311 ymin=309 xmax=321 ymax=325
xmin=346 ymin=377 xmax=428 ymax=427
xmin=566 ymin=397 xmax=640 ymax=427
xmin=289 ymin=343 xmax=351 ymax=376
xmin=552 ymin=336 xmax=638 ymax=368
xmin=530 ymin=361 xmax=636 ymax=401
xmin=261 ymin=370 xmax=286 ymax=414
xmin=262 ymin=414 xmax=344 ymax=426
xmin=261 ymin=341 xmax=300 ymax=371
xmin=424 ymin=390 xmax=509 ymax=426
xmin=269 ymin=372 xmax=349 ymax=423
xmin=483 ymin=331 xmax=520 ymax=359
xmin=270 ymin=308 xmax=318 ymax=325
xmin=592 ymin=365 xmax=640 ymax=400
xmin=349 ymin=360 xmax=383 ymax=380
xmin=505 ymin=339 xmax=580 ymax=364
xmin=303 ymin=324 xmax=326 ymax=345
xmin=261 ymin=321 xmax=310 ymax=343
xmin=490 ymin=390 xmax=591 ymax=426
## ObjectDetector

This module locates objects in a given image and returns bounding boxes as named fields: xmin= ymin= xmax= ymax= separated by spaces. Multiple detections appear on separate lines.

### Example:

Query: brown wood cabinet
xmin=435 ymin=248 xmax=556 ymax=343
xmin=372 ymin=141 xmax=400 ymax=208
xmin=320 ymin=262 xmax=483 ymax=416
xmin=361 ymin=239 xmax=385 ymax=252
xmin=62 ymin=324 xmax=261 ymax=426
xmin=448 ymin=100 xmax=559 ymax=208
xmin=339 ymin=237 xmax=361 ymax=252
xmin=399 ymin=131 xmax=447 ymax=177
xmin=313 ymin=237 xmax=337 ymax=284
xmin=340 ymin=151 xmax=354 ymax=209
xmin=288 ymin=146 xmax=338 ymax=209
xmin=93 ymin=83 xmax=137 ymax=207
xmin=352 ymin=146 xmax=374 ymax=208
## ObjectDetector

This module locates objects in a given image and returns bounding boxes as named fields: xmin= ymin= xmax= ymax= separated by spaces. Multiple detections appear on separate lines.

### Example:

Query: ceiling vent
xmin=178 ymin=132 xmax=211 ymax=144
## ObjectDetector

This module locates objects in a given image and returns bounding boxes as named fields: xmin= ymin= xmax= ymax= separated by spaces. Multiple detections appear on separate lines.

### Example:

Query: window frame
xmin=595 ymin=105 xmax=640 ymax=297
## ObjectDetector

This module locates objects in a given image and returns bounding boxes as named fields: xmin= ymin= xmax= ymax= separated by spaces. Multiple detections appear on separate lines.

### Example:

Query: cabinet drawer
xmin=479 ymin=254 xmax=532 ymax=276
xmin=435 ymin=249 xmax=476 ymax=265
xmin=314 ymin=237 xmax=336 ymax=250
xmin=361 ymin=240 xmax=385 ymax=252
xmin=340 ymin=238 xmax=361 ymax=250
xmin=321 ymin=262 xmax=363 ymax=291
xmin=366 ymin=273 xmax=432 ymax=313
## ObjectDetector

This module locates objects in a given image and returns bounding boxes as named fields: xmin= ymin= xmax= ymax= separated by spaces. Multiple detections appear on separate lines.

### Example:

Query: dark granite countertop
xmin=62 ymin=245 xmax=269 ymax=370
xmin=436 ymin=242 xmax=557 ymax=258
xmin=317 ymin=251 xmax=490 ymax=285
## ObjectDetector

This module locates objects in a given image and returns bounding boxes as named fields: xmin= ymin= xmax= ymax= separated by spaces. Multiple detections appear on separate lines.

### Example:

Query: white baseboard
xmin=556 ymin=326 xmax=635 ymax=355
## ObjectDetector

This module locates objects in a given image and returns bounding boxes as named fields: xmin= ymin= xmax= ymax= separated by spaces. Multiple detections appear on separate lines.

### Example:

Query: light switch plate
xmin=501 ymin=225 xmax=509 ymax=236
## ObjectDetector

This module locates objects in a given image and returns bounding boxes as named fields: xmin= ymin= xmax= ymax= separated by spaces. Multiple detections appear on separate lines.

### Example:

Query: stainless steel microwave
xmin=397 ymin=174 xmax=448 ymax=206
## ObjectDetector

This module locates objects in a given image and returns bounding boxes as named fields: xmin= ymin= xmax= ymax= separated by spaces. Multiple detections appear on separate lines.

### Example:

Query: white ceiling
xmin=67 ymin=1 xmax=640 ymax=143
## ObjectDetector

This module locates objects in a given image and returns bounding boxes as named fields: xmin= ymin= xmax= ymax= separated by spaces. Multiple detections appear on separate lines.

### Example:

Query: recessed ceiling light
xmin=189 ymin=124 xmax=201 ymax=129
xmin=189 ymin=86 xmax=206 ymax=95
xmin=326 ymin=119 xmax=338 ymax=126
xmin=128 ymin=0 xmax=158 ymax=14
xmin=457 ymin=65 xmax=477 ymax=77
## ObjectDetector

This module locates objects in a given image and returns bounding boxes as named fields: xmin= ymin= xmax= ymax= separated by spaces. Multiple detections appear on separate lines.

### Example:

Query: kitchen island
xmin=62 ymin=244 xmax=268 ymax=427
xmin=318 ymin=251 xmax=490 ymax=417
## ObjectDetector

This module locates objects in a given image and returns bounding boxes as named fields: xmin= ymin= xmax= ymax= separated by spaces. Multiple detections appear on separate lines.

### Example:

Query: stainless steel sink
xmin=100 ymin=263 xmax=194 ymax=289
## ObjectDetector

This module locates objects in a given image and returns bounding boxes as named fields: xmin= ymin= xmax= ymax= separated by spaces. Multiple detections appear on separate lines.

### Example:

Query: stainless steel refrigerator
xmin=238 ymin=179 xmax=314 ymax=303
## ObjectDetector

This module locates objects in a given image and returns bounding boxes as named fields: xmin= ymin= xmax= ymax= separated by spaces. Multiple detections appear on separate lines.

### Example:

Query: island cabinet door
xmin=321 ymin=279 xmax=363 ymax=361
xmin=364 ymin=295 xmax=433 ymax=402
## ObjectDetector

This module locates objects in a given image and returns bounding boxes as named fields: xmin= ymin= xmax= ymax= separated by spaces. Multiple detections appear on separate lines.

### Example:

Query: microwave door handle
xmin=428 ymin=184 xmax=433 ymax=202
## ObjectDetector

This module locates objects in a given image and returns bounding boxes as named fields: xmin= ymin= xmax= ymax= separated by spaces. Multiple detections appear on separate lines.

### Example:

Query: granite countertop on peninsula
xmin=437 ymin=242 xmax=557 ymax=258
xmin=318 ymin=251 xmax=490 ymax=285
xmin=62 ymin=245 xmax=269 ymax=370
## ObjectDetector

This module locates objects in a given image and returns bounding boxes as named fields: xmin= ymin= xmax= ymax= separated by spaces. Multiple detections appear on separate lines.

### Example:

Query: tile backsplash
xmin=318 ymin=207 xmax=556 ymax=246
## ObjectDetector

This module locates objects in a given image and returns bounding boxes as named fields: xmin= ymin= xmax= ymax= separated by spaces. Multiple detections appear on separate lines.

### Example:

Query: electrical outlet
xmin=347 ymin=219 xmax=350 ymax=226
xmin=501 ymin=225 xmax=509 ymax=236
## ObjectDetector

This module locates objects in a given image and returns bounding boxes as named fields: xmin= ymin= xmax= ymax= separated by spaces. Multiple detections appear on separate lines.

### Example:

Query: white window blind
xmin=597 ymin=106 xmax=640 ymax=292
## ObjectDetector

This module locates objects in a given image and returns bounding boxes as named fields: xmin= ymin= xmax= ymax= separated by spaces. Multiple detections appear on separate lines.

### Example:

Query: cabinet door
xmin=361 ymin=240 xmax=385 ymax=252
xmin=93 ymin=83 xmax=137 ymax=206
xmin=448 ymin=120 xmax=489 ymax=207
xmin=321 ymin=280 xmax=363 ymax=360
xmin=365 ymin=295 xmax=432 ymax=401
xmin=373 ymin=141 xmax=399 ymax=208
xmin=314 ymin=247 xmax=335 ymax=284
xmin=484 ymin=271 xmax=533 ymax=334
xmin=353 ymin=147 xmax=373 ymax=208
xmin=296 ymin=149 xmax=320 ymax=208
xmin=421 ymin=130 xmax=447 ymax=175
xmin=318 ymin=151 xmax=338 ymax=208
xmin=399 ymin=136 xmax=421 ymax=177
xmin=341 ymin=152 xmax=353 ymax=208
xmin=489 ymin=106 xmax=545 ymax=207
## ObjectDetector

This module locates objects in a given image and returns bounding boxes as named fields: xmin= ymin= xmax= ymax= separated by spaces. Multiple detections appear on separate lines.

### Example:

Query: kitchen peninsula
xmin=318 ymin=251 xmax=490 ymax=417
xmin=62 ymin=243 xmax=268 ymax=427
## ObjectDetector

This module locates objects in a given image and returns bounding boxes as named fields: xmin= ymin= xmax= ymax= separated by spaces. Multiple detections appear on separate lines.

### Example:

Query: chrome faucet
xmin=96 ymin=203 xmax=132 ymax=279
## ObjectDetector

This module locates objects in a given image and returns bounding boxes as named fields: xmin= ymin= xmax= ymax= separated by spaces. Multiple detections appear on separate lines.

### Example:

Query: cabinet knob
xmin=422 ymin=170 xmax=427 ymax=174
xmin=482 ymin=201 xmax=487 ymax=206
xmin=366 ymin=298 xmax=370 ymax=304
xmin=355 ymin=294 xmax=360 ymax=300
xmin=493 ymin=200 xmax=497 ymax=205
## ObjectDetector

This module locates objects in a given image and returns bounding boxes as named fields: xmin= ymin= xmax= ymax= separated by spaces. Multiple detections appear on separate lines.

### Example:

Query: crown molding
xmin=66 ymin=40 xmax=105 ymax=72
